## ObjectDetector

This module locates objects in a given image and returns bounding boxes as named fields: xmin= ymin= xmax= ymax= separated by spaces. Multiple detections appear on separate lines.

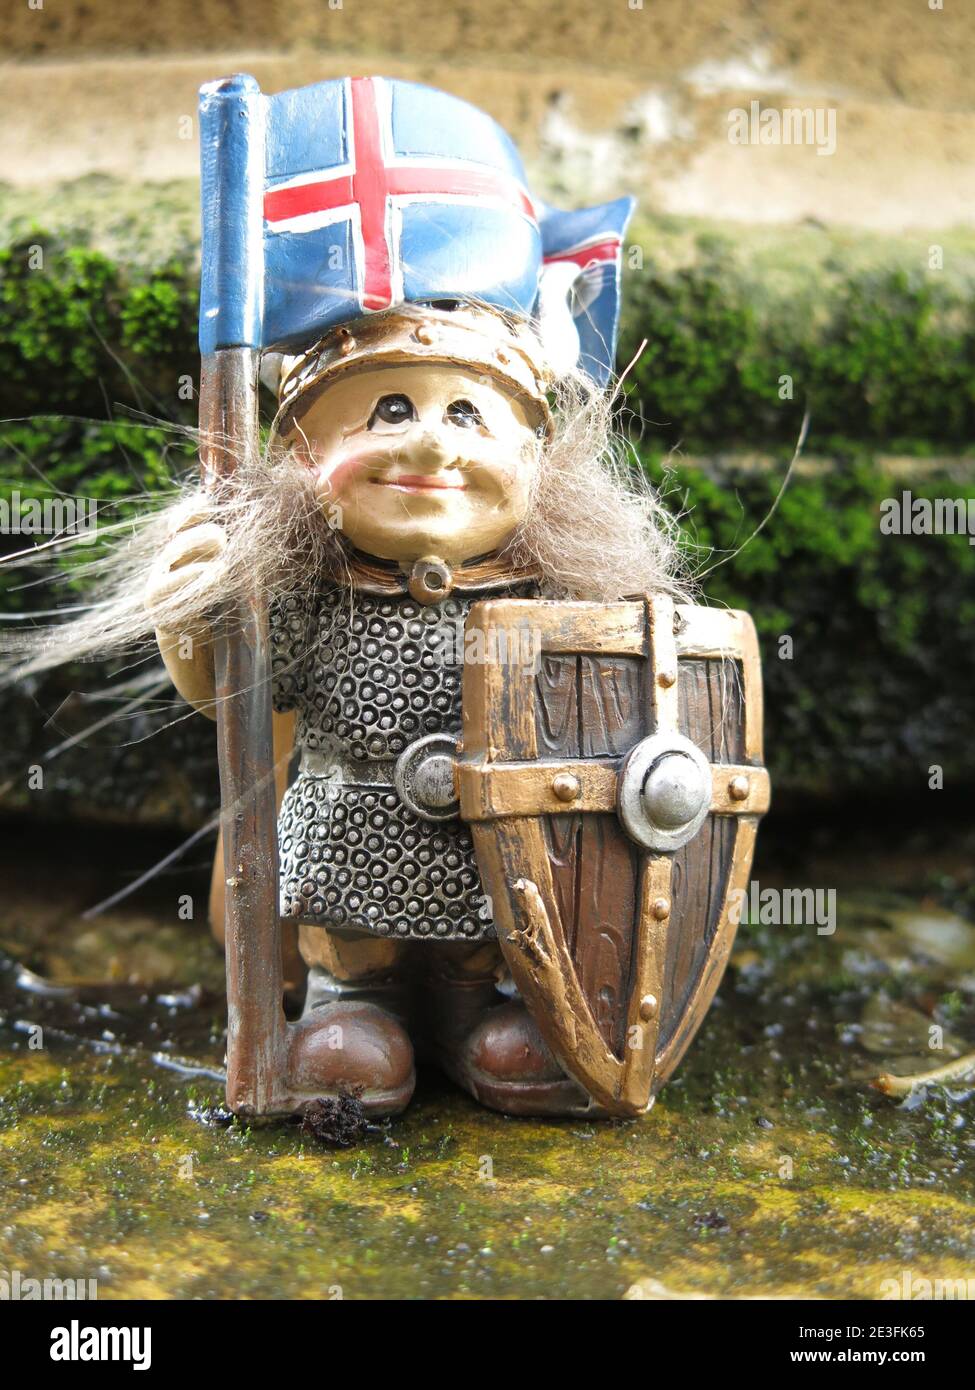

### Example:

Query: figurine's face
xmin=286 ymin=363 xmax=542 ymax=565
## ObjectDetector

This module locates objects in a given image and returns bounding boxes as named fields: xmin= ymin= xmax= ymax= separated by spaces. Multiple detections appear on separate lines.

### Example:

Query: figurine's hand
xmin=145 ymin=510 xmax=227 ymax=632
xmin=147 ymin=510 xmax=227 ymax=716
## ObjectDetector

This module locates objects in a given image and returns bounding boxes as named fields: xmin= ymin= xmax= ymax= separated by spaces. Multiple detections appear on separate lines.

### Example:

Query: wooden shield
xmin=457 ymin=595 xmax=769 ymax=1117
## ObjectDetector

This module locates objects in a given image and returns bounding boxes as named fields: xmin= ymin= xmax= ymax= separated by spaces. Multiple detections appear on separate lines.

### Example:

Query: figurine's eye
xmin=446 ymin=399 xmax=484 ymax=429
xmin=369 ymin=394 xmax=416 ymax=429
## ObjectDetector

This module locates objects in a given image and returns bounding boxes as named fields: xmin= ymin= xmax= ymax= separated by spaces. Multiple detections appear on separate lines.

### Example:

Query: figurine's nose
xmin=407 ymin=429 xmax=452 ymax=471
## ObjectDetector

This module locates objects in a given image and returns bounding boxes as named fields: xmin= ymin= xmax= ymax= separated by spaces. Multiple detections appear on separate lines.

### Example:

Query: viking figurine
xmin=11 ymin=75 xmax=770 ymax=1121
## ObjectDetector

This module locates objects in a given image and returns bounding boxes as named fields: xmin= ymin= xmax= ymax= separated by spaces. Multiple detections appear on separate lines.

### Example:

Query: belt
xmin=298 ymin=734 xmax=461 ymax=823
xmin=299 ymin=749 xmax=395 ymax=786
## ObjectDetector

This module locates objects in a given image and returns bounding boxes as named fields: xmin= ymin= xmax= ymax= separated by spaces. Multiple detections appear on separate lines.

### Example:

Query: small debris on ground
xmin=693 ymin=1209 xmax=731 ymax=1233
xmin=297 ymin=1090 xmax=369 ymax=1148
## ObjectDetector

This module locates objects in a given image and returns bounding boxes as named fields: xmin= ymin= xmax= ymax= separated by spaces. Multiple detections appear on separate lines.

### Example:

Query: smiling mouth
xmin=371 ymin=474 xmax=467 ymax=493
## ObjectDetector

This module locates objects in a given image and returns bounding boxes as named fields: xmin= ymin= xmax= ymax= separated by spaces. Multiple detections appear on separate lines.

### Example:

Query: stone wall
xmin=4 ymin=0 xmax=973 ymax=229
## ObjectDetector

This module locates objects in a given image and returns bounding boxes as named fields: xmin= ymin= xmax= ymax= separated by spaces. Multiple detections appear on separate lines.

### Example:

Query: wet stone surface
xmin=1 ymin=826 xmax=974 ymax=1300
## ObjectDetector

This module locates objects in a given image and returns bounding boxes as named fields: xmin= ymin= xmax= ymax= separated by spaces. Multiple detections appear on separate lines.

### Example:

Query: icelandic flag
xmin=198 ymin=73 xmax=634 ymax=385
xmin=538 ymin=196 xmax=635 ymax=384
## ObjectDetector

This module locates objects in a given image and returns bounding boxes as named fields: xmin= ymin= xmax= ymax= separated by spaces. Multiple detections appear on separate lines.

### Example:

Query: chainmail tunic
xmin=270 ymin=579 xmax=529 ymax=941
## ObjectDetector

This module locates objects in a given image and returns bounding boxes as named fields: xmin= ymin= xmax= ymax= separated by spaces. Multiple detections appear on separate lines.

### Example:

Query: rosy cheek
xmin=314 ymin=453 xmax=367 ymax=496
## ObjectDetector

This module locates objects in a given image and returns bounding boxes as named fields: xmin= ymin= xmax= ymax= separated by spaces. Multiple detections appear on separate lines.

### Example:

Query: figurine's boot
xmin=288 ymin=927 xmax=416 ymax=1116
xmin=423 ymin=943 xmax=605 ymax=1118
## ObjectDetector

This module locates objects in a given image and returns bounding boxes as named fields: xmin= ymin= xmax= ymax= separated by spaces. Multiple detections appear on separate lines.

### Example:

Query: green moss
xmin=1 ymin=232 xmax=975 ymax=811
xmin=4 ymin=227 xmax=975 ymax=450
xmin=619 ymin=223 xmax=975 ymax=452
xmin=1 ymin=883 xmax=973 ymax=1299
xmin=0 ymin=234 xmax=197 ymax=423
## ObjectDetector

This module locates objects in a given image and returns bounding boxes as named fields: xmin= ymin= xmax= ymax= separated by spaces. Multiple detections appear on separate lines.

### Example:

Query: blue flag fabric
xmin=199 ymin=73 xmax=634 ymax=384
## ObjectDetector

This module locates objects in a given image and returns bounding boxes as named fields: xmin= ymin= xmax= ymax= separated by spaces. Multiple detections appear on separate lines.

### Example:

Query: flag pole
xmin=198 ymin=76 xmax=288 ymax=1116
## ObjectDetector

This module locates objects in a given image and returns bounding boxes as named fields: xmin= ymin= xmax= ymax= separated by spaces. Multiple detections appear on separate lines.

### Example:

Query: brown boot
xmin=422 ymin=943 xmax=604 ymax=1118
xmin=456 ymin=999 xmax=605 ymax=1118
xmin=287 ymin=1000 xmax=415 ymax=1117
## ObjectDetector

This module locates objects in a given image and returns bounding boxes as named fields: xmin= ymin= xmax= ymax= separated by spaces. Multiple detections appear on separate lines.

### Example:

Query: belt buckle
xmin=394 ymin=733 xmax=460 ymax=822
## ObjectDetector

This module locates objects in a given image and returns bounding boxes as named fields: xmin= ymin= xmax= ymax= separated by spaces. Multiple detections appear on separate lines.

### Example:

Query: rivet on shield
xmin=639 ymin=993 xmax=659 ymax=1021
xmin=729 ymin=774 xmax=750 ymax=802
xmin=656 ymin=667 xmax=677 ymax=688
xmin=651 ymin=897 xmax=670 ymax=921
xmin=552 ymin=772 xmax=581 ymax=803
